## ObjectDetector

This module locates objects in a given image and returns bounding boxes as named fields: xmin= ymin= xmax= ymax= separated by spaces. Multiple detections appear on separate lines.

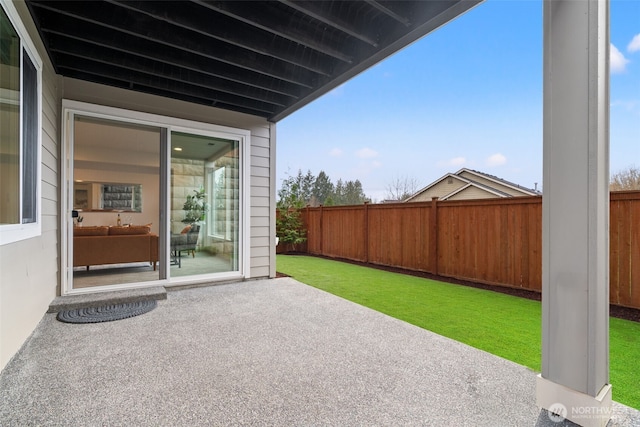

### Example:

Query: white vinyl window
xmin=1 ymin=1 xmax=42 ymax=245
xmin=208 ymin=165 xmax=231 ymax=240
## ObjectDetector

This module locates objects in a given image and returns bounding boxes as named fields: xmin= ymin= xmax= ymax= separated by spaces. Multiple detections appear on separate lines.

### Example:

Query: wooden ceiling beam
xmin=28 ymin=0 xmax=318 ymax=88
xmin=364 ymin=0 xmax=411 ymax=26
xmin=63 ymin=68 xmax=271 ymax=117
xmin=193 ymin=0 xmax=354 ymax=64
xmin=278 ymin=0 xmax=379 ymax=48
xmin=40 ymin=21 xmax=303 ymax=99
xmin=47 ymin=36 xmax=293 ymax=107
xmin=54 ymin=53 xmax=278 ymax=115
xmin=107 ymin=0 xmax=339 ymax=75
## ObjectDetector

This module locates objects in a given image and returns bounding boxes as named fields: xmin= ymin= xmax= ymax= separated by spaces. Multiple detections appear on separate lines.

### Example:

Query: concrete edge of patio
xmin=47 ymin=286 xmax=167 ymax=313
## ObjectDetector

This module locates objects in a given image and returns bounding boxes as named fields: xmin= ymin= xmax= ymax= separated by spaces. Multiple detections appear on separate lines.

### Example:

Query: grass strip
xmin=277 ymin=254 xmax=640 ymax=409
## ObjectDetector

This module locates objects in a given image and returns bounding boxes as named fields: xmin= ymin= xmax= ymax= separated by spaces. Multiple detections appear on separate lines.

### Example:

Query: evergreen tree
xmin=278 ymin=170 xmax=305 ymax=209
xmin=312 ymin=171 xmax=334 ymax=206
xmin=343 ymin=179 xmax=369 ymax=204
xmin=333 ymin=179 xmax=345 ymax=205
xmin=277 ymin=170 xmax=370 ymax=207
xmin=301 ymin=170 xmax=315 ymax=203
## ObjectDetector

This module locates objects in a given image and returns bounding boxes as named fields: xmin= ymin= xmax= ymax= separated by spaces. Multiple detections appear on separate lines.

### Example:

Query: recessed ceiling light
xmin=174 ymin=147 xmax=183 ymax=151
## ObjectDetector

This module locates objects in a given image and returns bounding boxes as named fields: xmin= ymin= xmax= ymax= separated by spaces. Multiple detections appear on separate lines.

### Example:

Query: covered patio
xmin=1 ymin=278 xmax=638 ymax=426
xmin=0 ymin=0 xmax=625 ymax=424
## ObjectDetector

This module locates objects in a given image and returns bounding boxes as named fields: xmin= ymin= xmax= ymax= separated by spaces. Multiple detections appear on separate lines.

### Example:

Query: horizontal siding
xmin=251 ymin=145 xmax=270 ymax=159
xmin=458 ymin=171 xmax=531 ymax=196
xmin=41 ymin=145 xmax=57 ymax=175
xmin=251 ymin=196 xmax=270 ymax=207
xmin=448 ymin=186 xmax=495 ymax=200
xmin=251 ymin=165 xmax=269 ymax=178
xmin=252 ymin=176 xmax=270 ymax=188
xmin=42 ymin=163 xmax=56 ymax=187
xmin=251 ymin=186 xmax=270 ymax=198
xmin=251 ymin=226 xmax=270 ymax=237
xmin=251 ymin=246 xmax=270 ymax=257
xmin=250 ymin=265 xmax=270 ymax=278
xmin=251 ymin=155 xmax=270 ymax=168
xmin=41 ymin=214 xmax=58 ymax=233
xmin=250 ymin=256 xmax=270 ymax=266
xmin=250 ymin=134 xmax=270 ymax=148
xmin=412 ymin=179 xmax=465 ymax=202
xmin=251 ymin=236 xmax=270 ymax=247
xmin=249 ymin=122 xmax=272 ymax=278
xmin=251 ymin=216 xmax=270 ymax=228
xmin=42 ymin=181 xmax=57 ymax=202
xmin=1 ymin=1 xmax=60 ymax=370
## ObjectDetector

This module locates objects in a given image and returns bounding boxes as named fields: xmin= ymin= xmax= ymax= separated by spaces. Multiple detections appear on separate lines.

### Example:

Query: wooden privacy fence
xmin=292 ymin=191 xmax=640 ymax=310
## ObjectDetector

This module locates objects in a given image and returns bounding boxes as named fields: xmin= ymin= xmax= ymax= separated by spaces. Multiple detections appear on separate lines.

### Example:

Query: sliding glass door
xmin=63 ymin=101 xmax=248 ymax=294
xmin=71 ymin=115 xmax=162 ymax=289
xmin=170 ymin=131 xmax=239 ymax=277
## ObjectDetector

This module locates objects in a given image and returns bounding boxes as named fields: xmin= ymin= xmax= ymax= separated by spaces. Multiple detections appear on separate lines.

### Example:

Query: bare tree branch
xmin=611 ymin=165 xmax=640 ymax=191
xmin=385 ymin=175 xmax=421 ymax=201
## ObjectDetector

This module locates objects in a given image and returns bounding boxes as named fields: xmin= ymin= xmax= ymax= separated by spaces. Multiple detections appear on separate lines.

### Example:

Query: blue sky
xmin=277 ymin=0 xmax=640 ymax=202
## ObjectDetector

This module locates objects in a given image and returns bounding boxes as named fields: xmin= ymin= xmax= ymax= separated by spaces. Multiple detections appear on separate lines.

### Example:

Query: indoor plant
xmin=182 ymin=188 xmax=208 ymax=225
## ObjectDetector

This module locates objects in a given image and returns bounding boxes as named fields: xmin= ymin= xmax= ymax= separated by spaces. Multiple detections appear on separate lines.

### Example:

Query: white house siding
xmin=0 ymin=0 xmax=61 ymax=370
xmin=61 ymin=78 xmax=275 ymax=280
xmin=409 ymin=177 xmax=466 ymax=202
xmin=446 ymin=185 xmax=497 ymax=201
xmin=457 ymin=170 xmax=530 ymax=197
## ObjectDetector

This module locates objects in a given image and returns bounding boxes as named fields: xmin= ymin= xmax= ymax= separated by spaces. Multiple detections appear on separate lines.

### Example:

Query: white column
xmin=537 ymin=1 xmax=611 ymax=426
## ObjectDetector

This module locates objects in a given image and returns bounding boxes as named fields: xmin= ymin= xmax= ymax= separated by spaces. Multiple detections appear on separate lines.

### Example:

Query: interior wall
xmin=73 ymin=119 xmax=161 ymax=233
xmin=73 ymin=167 xmax=160 ymax=233
xmin=171 ymin=158 xmax=205 ymax=234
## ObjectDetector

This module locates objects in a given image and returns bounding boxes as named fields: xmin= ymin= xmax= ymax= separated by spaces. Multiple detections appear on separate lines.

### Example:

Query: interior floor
xmin=72 ymin=251 xmax=233 ymax=288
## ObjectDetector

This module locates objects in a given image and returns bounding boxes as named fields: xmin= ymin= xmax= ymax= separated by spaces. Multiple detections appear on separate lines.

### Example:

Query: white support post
xmin=538 ymin=1 xmax=611 ymax=426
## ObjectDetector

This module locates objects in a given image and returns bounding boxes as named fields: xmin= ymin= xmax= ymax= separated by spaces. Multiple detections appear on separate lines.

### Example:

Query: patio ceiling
xmin=26 ymin=0 xmax=481 ymax=122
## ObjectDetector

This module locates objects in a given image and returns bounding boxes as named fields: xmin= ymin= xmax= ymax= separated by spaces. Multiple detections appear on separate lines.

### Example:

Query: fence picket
xmin=283 ymin=191 xmax=640 ymax=309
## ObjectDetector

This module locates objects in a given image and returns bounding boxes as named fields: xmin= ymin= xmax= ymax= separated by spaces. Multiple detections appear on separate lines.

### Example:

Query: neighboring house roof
xmin=405 ymin=168 xmax=541 ymax=202
xmin=25 ymin=0 xmax=482 ymax=122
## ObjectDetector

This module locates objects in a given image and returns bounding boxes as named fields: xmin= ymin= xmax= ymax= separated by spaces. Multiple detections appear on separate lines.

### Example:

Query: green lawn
xmin=277 ymin=254 xmax=640 ymax=409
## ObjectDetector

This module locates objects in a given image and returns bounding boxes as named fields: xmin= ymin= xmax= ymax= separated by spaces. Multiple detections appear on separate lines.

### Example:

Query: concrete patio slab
xmin=1 ymin=278 xmax=638 ymax=426
xmin=47 ymin=286 xmax=167 ymax=313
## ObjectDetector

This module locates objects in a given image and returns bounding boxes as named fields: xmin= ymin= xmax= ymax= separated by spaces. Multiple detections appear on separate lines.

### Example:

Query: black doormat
xmin=57 ymin=300 xmax=157 ymax=324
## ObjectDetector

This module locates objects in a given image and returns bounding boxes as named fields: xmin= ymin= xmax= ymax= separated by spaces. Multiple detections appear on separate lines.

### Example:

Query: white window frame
xmin=208 ymin=164 xmax=232 ymax=241
xmin=0 ymin=0 xmax=43 ymax=245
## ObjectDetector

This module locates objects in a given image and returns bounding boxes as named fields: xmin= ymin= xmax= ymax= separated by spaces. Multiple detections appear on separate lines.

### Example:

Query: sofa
xmin=73 ymin=225 xmax=159 ymax=270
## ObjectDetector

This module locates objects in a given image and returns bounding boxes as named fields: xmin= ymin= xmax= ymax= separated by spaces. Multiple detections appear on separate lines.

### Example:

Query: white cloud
xmin=611 ymin=99 xmax=639 ymax=111
xmin=328 ymin=84 xmax=345 ymax=97
xmin=437 ymin=156 xmax=467 ymax=168
xmin=356 ymin=147 xmax=379 ymax=159
xmin=329 ymin=148 xmax=343 ymax=157
xmin=371 ymin=160 xmax=383 ymax=168
xmin=486 ymin=153 xmax=507 ymax=167
xmin=628 ymin=34 xmax=640 ymax=53
xmin=610 ymin=43 xmax=630 ymax=74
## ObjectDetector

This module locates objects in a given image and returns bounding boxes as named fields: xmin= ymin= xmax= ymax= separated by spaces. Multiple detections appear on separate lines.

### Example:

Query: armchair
xmin=170 ymin=224 xmax=200 ymax=267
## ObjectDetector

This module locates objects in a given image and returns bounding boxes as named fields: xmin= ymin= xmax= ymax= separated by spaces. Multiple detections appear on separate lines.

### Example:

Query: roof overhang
xmin=26 ymin=0 xmax=483 ymax=122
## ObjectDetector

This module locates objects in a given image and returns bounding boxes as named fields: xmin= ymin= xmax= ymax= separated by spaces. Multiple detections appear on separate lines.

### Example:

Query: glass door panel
xmin=71 ymin=115 xmax=162 ymax=289
xmin=170 ymin=131 xmax=239 ymax=277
